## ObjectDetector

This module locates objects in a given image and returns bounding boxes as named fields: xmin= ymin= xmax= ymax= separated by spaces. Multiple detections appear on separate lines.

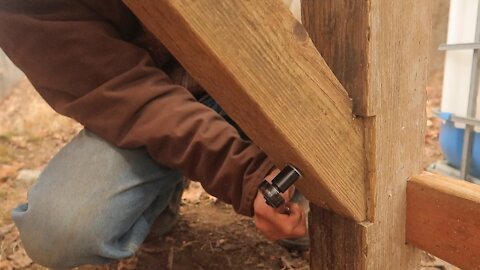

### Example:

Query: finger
xmin=254 ymin=215 xmax=285 ymax=241
xmin=254 ymin=192 xmax=279 ymax=218
xmin=286 ymin=185 xmax=296 ymax=199
xmin=281 ymin=213 xmax=307 ymax=238
xmin=270 ymin=203 xmax=300 ymax=223
xmin=269 ymin=203 xmax=304 ymax=235
xmin=254 ymin=215 xmax=269 ymax=233
xmin=275 ymin=204 xmax=292 ymax=215
xmin=265 ymin=168 xmax=281 ymax=182
xmin=256 ymin=214 xmax=304 ymax=241
xmin=254 ymin=190 xmax=298 ymax=218
xmin=286 ymin=202 xmax=303 ymax=216
xmin=256 ymin=206 xmax=298 ymax=234
xmin=289 ymin=209 xmax=307 ymax=238
xmin=279 ymin=185 xmax=296 ymax=203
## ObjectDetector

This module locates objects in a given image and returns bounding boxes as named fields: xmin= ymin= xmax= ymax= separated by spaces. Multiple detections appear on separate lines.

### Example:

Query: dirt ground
xmin=0 ymin=70 xmax=457 ymax=270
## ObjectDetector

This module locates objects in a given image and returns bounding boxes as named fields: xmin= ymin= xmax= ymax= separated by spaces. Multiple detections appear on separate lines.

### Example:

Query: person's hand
xmin=253 ymin=168 xmax=307 ymax=241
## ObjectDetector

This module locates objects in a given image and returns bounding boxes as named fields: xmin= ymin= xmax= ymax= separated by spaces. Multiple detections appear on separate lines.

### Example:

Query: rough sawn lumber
xmin=123 ymin=0 xmax=367 ymax=221
xmin=302 ymin=0 xmax=431 ymax=269
xmin=407 ymin=172 xmax=480 ymax=270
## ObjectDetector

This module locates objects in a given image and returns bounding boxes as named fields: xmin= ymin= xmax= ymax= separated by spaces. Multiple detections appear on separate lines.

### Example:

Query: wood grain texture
xmin=303 ymin=0 xmax=431 ymax=269
xmin=302 ymin=0 xmax=372 ymax=116
xmin=123 ymin=0 xmax=367 ymax=220
xmin=407 ymin=172 xmax=480 ymax=270
xmin=309 ymin=205 xmax=369 ymax=270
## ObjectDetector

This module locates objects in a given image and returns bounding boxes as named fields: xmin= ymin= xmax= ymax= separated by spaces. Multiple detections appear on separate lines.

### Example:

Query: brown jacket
xmin=0 ymin=0 xmax=274 ymax=216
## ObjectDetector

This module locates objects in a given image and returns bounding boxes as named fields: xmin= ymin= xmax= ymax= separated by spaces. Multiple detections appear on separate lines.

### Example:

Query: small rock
xmin=221 ymin=243 xmax=238 ymax=251
xmin=15 ymin=169 xmax=41 ymax=187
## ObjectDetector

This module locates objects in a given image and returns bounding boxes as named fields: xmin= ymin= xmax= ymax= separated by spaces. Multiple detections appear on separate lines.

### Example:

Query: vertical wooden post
xmin=302 ymin=0 xmax=432 ymax=269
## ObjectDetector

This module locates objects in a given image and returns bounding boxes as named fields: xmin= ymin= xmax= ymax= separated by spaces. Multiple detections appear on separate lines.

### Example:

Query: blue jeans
xmin=12 ymin=96 xmax=228 ymax=269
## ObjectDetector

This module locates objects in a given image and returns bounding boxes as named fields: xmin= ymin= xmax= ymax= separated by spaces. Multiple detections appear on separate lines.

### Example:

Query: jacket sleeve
xmin=0 ymin=0 xmax=274 ymax=216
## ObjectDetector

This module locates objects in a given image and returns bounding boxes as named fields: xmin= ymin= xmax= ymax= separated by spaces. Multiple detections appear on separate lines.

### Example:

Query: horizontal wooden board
xmin=407 ymin=172 xmax=480 ymax=269
xmin=124 ymin=0 xmax=367 ymax=220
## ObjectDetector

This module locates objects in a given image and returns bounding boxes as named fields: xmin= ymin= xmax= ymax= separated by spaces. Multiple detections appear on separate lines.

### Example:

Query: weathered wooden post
xmin=302 ymin=1 xmax=432 ymax=268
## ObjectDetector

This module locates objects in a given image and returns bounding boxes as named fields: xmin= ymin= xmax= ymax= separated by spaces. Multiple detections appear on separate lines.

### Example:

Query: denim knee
xmin=11 ymin=129 xmax=184 ymax=268
xmin=12 ymin=203 xmax=117 ymax=269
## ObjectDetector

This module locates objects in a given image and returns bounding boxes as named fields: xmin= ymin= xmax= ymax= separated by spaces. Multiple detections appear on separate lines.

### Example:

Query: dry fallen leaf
xmin=0 ymin=260 xmax=14 ymax=270
xmin=182 ymin=181 xmax=204 ymax=203
xmin=0 ymin=163 xmax=23 ymax=182
xmin=7 ymin=249 xmax=33 ymax=268
xmin=0 ymin=223 xmax=14 ymax=237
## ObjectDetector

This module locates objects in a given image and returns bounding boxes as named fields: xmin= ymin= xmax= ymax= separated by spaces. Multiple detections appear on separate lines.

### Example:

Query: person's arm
xmin=0 ymin=0 xmax=274 ymax=216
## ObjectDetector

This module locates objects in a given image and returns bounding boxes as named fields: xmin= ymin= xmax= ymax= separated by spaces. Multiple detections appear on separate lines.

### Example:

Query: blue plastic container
xmin=439 ymin=120 xmax=480 ymax=178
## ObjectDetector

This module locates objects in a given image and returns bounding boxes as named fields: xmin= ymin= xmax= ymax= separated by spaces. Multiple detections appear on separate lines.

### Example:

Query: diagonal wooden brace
xmin=124 ymin=0 xmax=367 ymax=221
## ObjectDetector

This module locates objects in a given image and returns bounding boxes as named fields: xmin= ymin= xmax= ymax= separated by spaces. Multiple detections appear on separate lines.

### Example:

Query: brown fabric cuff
xmin=237 ymin=158 xmax=276 ymax=217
